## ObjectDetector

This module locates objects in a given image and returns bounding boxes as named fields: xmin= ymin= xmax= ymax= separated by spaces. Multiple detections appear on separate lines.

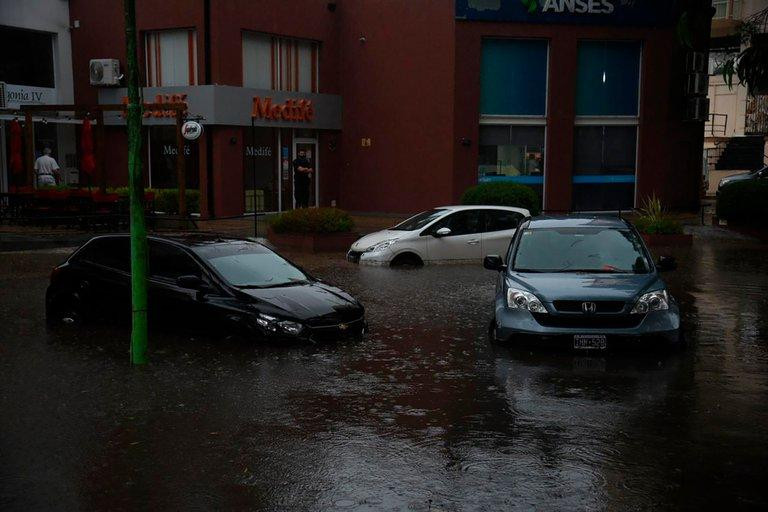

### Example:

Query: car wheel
xmin=46 ymin=295 xmax=85 ymax=328
xmin=390 ymin=252 xmax=423 ymax=268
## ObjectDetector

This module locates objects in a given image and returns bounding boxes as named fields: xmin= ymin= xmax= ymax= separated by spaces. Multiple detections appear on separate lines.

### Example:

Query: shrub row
xmin=268 ymin=207 xmax=354 ymax=234
xmin=460 ymin=182 xmax=541 ymax=215
xmin=108 ymin=187 xmax=200 ymax=214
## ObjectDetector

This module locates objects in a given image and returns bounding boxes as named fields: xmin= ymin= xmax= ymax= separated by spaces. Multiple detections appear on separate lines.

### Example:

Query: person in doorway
xmin=34 ymin=147 xmax=60 ymax=187
xmin=293 ymin=149 xmax=313 ymax=208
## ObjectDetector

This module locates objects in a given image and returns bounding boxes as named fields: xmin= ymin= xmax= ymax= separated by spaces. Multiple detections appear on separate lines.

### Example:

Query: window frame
xmin=242 ymin=31 xmax=319 ymax=92
xmin=144 ymin=28 xmax=198 ymax=87
xmin=424 ymin=209 xmax=484 ymax=237
xmin=148 ymin=240 xmax=205 ymax=284
xmin=574 ymin=40 xmax=643 ymax=210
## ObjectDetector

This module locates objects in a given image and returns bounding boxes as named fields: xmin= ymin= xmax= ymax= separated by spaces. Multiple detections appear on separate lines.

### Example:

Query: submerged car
xmin=484 ymin=215 xmax=682 ymax=350
xmin=347 ymin=205 xmax=530 ymax=266
xmin=717 ymin=165 xmax=767 ymax=194
xmin=46 ymin=234 xmax=365 ymax=342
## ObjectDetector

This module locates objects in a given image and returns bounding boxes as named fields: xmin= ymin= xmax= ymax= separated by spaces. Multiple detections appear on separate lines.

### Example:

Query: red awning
xmin=80 ymin=118 xmax=96 ymax=175
xmin=9 ymin=119 xmax=23 ymax=174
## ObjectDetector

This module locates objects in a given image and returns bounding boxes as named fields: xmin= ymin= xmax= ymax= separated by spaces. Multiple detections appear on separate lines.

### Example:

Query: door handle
xmin=467 ymin=239 xmax=479 ymax=245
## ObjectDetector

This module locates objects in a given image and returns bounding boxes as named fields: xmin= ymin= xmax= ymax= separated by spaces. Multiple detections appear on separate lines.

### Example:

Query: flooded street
xmin=2 ymin=232 xmax=768 ymax=510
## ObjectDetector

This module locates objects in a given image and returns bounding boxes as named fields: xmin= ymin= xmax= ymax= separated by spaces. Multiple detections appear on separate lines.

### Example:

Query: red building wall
xmin=335 ymin=0 xmax=457 ymax=213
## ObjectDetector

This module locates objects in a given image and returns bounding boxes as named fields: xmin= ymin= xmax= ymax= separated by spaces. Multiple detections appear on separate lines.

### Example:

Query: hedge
xmin=268 ymin=207 xmax=354 ymax=234
xmin=716 ymin=179 xmax=768 ymax=226
xmin=461 ymin=182 xmax=541 ymax=215
xmin=109 ymin=187 xmax=200 ymax=214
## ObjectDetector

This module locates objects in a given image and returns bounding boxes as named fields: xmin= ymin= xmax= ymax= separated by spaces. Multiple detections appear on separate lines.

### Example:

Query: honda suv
xmin=484 ymin=215 xmax=682 ymax=350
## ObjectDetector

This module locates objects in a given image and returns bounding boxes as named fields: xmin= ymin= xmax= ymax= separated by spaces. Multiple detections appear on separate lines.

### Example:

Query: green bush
xmin=633 ymin=195 xmax=683 ymax=235
xmin=107 ymin=187 xmax=200 ymax=214
xmin=268 ymin=207 xmax=354 ymax=234
xmin=716 ymin=179 xmax=768 ymax=226
xmin=461 ymin=182 xmax=541 ymax=215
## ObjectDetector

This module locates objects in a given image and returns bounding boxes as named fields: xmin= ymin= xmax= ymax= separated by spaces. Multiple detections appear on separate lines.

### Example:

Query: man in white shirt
xmin=34 ymin=147 xmax=60 ymax=187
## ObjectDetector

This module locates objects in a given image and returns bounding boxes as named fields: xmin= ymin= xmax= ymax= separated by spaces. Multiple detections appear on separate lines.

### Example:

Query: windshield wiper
xmin=552 ymin=268 xmax=630 ymax=274
xmin=511 ymin=268 xmax=549 ymax=273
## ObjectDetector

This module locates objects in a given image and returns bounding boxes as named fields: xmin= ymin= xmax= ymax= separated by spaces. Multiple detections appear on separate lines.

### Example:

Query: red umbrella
xmin=80 ymin=118 xmax=96 ymax=176
xmin=9 ymin=119 xmax=23 ymax=174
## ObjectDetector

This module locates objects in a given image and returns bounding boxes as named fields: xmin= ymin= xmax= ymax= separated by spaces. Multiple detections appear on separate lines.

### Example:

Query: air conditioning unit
xmin=686 ymin=52 xmax=707 ymax=73
xmin=0 ymin=82 xmax=6 ymax=108
xmin=89 ymin=59 xmax=121 ymax=86
xmin=686 ymin=97 xmax=709 ymax=122
xmin=686 ymin=72 xmax=709 ymax=95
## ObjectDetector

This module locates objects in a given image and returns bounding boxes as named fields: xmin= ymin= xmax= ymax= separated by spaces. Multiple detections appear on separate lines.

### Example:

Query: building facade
xmin=0 ymin=0 xmax=79 ymax=191
xmin=61 ymin=0 xmax=709 ymax=216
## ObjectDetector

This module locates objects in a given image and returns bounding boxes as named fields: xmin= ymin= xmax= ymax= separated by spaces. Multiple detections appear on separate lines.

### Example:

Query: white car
xmin=347 ymin=205 xmax=530 ymax=266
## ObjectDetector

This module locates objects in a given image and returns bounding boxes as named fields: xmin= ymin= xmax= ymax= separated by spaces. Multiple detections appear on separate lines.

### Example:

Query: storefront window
xmin=148 ymin=126 xmax=199 ymax=190
xmin=243 ymin=127 xmax=278 ymax=212
xmin=145 ymin=30 xmax=197 ymax=86
xmin=479 ymin=125 xmax=544 ymax=203
xmin=480 ymin=39 xmax=547 ymax=116
xmin=576 ymin=41 xmax=640 ymax=117
xmin=242 ymin=32 xmax=318 ymax=92
xmin=572 ymin=125 xmax=636 ymax=211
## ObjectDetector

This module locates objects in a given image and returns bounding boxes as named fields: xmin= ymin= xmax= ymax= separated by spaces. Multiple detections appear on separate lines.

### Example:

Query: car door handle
xmin=467 ymin=239 xmax=479 ymax=245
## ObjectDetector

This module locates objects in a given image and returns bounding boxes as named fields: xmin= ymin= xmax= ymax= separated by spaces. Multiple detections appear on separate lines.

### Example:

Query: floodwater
xmin=1 ymin=230 xmax=767 ymax=511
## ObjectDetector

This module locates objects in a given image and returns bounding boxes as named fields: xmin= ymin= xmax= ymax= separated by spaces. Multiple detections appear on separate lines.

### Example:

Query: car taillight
xmin=50 ymin=266 xmax=63 ymax=281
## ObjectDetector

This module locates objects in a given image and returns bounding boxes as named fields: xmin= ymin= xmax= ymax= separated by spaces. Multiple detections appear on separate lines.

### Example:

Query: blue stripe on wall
xmin=479 ymin=175 xmax=544 ymax=184
xmin=572 ymin=174 xmax=636 ymax=184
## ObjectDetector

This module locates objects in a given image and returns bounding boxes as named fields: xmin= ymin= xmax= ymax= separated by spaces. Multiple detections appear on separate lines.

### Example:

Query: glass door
xmin=292 ymin=137 xmax=318 ymax=209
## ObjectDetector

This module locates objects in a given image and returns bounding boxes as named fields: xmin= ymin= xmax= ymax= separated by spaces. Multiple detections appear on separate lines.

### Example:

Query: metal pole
xmin=176 ymin=110 xmax=187 ymax=220
xmin=124 ymin=0 xmax=148 ymax=365
xmin=252 ymin=116 xmax=257 ymax=238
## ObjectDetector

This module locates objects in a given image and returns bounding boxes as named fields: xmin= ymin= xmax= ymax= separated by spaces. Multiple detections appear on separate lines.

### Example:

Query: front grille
xmin=308 ymin=317 xmax=365 ymax=342
xmin=553 ymin=300 xmax=626 ymax=313
xmin=305 ymin=309 xmax=363 ymax=328
xmin=532 ymin=313 xmax=644 ymax=329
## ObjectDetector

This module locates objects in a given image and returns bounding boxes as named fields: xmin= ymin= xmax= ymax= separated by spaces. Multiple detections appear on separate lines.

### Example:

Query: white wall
xmin=0 ymin=0 xmax=74 ymax=104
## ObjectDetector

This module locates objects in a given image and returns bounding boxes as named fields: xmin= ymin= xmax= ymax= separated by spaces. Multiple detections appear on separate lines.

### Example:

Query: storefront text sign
xmin=251 ymin=97 xmax=315 ymax=122
xmin=455 ymin=0 xmax=677 ymax=26
xmin=2 ymin=83 xmax=57 ymax=108
xmin=121 ymin=93 xmax=189 ymax=118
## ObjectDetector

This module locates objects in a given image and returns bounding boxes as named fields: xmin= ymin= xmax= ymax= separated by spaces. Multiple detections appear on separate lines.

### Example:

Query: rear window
xmin=74 ymin=237 xmax=130 ymax=272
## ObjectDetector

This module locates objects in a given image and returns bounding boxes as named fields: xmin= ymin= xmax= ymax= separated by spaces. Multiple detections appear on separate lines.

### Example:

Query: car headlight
xmin=630 ymin=289 xmax=669 ymax=314
xmin=256 ymin=313 xmax=303 ymax=335
xmin=506 ymin=287 xmax=546 ymax=313
xmin=365 ymin=239 xmax=397 ymax=253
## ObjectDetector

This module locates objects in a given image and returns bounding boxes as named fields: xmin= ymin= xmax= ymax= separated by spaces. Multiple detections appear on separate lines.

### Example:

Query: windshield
xmin=195 ymin=242 xmax=309 ymax=287
xmin=511 ymin=227 xmax=650 ymax=273
xmin=390 ymin=209 xmax=447 ymax=231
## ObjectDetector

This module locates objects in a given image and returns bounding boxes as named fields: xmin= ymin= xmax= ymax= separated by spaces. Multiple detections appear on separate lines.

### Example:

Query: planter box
xmin=267 ymin=227 xmax=360 ymax=253
xmin=641 ymin=233 xmax=693 ymax=246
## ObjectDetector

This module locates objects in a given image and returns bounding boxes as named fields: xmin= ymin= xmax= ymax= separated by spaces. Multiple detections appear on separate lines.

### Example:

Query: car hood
xmin=350 ymin=230 xmax=407 ymax=252
xmin=238 ymin=282 xmax=361 ymax=320
xmin=508 ymin=272 xmax=662 ymax=303
xmin=719 ymin=172 xmax=753 ymax=187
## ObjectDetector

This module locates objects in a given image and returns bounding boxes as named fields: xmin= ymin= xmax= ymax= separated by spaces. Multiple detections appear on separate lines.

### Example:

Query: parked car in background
xmin=46 ymin=234 xmax=365 ymax=342
xmin=484 ymin=215 xmax=683 ymax=351
xmin=347 ymin=205 xmax=530 ymax=266
xmin=717 ymin=165 xmax=767 ymax=194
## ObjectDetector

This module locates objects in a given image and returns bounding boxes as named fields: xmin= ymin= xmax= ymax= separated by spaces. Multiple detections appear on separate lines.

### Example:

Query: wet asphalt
xmin=1 ymin=230 xmax=767 ymax=511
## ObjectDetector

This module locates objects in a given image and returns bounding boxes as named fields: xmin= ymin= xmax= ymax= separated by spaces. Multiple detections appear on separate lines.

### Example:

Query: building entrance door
xmin=292 ymin=138 xmax=318 ymax=209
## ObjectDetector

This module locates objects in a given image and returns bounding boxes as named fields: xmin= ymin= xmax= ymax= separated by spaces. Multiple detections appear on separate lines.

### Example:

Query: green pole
xmin=124 ymin=0 xmax=148 ymax=364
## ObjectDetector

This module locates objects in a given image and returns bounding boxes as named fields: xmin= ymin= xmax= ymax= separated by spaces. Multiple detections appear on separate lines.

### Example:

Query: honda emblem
xmin=582 ymin=302 xmax=597 ymax=314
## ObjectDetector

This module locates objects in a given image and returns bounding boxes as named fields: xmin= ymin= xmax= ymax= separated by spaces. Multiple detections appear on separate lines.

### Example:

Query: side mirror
xmin=656 ymin=255 xmax=677 ymax=272
xmin=434 ymin=227 xmax=451 ymax=238
xmin=483 ymin=255 xmax=506 ymax=271
xmin=176 ymin=274 xmax=203 ymax=289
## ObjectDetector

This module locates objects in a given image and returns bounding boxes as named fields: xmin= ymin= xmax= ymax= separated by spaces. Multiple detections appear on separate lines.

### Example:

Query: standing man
xmin=34 ymin=147 xmax=60 ymax=187
xmin=293 ymin=149 xmax=313 ymax=209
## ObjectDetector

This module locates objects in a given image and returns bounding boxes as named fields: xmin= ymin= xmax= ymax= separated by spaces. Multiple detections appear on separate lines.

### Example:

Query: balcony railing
xmin=705 ymin=113 xmax=728 ymax=137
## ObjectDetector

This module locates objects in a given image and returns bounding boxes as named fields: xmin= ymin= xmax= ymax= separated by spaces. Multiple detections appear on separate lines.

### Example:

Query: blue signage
xmin=456 ymin=0 xmax=678 ymax=26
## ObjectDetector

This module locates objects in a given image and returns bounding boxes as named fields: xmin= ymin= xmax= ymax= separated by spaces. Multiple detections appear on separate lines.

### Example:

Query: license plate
xmin=573 ymin=334 xmax=607 ymax=350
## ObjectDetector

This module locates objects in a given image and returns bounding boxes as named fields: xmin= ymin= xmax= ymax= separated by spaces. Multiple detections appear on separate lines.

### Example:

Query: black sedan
xmin=46 ymin=234 xmax=366 ymax=342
